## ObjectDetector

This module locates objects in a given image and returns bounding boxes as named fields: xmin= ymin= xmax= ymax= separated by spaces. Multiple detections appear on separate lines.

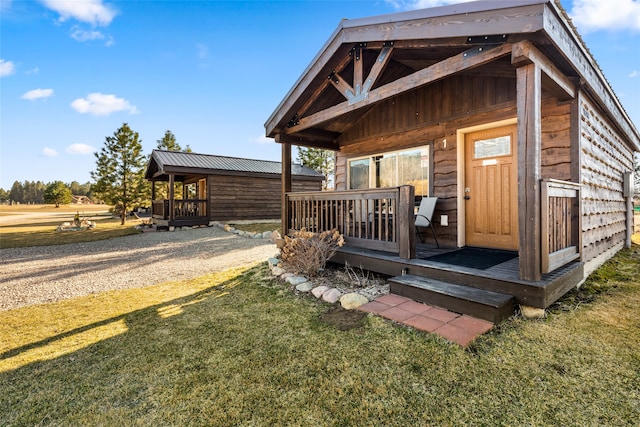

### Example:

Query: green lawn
xmin=1 ymin=243 xmax=639 ymax=425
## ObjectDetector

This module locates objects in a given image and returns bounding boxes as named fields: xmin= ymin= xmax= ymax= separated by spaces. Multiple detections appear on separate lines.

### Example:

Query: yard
xmin=0 ymin=206 xmax=639 ymax=425
xmin=0 ymin=204 xmax=141 ymax=248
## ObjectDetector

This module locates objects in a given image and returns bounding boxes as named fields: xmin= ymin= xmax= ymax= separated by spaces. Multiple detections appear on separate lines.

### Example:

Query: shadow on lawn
xmin=0 ymin=272 xmax=246 ymax=369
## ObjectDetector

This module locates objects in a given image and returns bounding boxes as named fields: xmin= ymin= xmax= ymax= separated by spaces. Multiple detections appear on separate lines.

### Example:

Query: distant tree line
xmin=0 ymin=181 xmax=92 ymax=205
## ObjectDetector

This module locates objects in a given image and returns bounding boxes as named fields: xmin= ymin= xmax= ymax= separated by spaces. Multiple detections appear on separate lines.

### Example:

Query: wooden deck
xmin=332 ymin=244 xmax=584 ymax=310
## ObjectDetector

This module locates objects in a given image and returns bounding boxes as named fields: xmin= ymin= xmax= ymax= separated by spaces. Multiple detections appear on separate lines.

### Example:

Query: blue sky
xmin=1 ymin=0 xmax=639 ymax=189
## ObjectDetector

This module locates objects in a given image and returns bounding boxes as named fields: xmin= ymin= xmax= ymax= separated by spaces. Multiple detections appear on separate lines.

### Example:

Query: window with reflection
xmin=348 ymin=146 xmax=430 ymax=196
xmin=349 ymin=159 xmax=370 ymax=190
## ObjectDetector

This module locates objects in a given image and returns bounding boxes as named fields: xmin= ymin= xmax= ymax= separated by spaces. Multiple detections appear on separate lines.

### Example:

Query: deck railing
xmin=285 ymin=186 xmax=416 ymax=259
xmin=151 ymin=199 xmax=207 ymax=220
xmin=541 ymin=179 xmax=581 ymax=273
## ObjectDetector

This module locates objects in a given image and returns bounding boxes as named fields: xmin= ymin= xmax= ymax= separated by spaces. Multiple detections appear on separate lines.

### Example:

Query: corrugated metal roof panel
xmin=151 ymin=150 xmax=324 ymax=177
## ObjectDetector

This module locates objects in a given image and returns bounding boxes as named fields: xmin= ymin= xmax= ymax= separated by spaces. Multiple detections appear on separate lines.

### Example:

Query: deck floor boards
xmin=333 ymin=243 xmax=584 ymax=308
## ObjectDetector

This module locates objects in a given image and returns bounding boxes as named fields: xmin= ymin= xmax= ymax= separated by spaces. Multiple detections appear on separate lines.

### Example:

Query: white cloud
xmin=40 ymin=0 xmax=117 ymax=26
xmin=70 ymin=92 xmax=139 ymax=116
xmin=569 ymin=0 xmax=640 ymax=33
xmin=0 ymin=59 xmax=16 ymax=77
xmin=252 ymin=135 xmax=272 ymax=144
xmin=42 ymin=147 xmax=58 ymax=157
xmin=385 ymin=0 xmax=472 ymax=10
xmin=21 ymin=88 xmax=54 ymax=101
xmin=70 ymin=26 xmax=105 ymax=42
xmin=66 ymin=143 xmax=96 ymax=155
xmin=25 ymin=66 xmax=40 ymax=75
xmin=69 ymin=26 xmax=114 ymax=46
xmin=629 ymin=70 xmax=639 ymax=78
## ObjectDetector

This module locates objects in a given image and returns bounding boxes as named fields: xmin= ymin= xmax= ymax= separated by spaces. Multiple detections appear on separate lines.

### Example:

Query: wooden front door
xmin=464 ymin=125 xmax=518 ymax=250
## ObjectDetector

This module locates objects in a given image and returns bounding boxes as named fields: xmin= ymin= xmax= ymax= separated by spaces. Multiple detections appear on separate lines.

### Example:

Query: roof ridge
xmin=153 ymin=149 xmax=292 ymax=165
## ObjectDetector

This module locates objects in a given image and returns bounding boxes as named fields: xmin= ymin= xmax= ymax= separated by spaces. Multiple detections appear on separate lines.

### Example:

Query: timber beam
xmin=328 ymin=43 xmax=394 ymax=105
xmin=286 ymin=42 xmax=513 ymax=134
xmin=517 ymin=62 xmax=543 ymax=282
xmin=275 ymin=133 xmax=339 ymax=151
xmin=281 ymin=143 xmax=292 ymax=239
xmin=511 ymin=40 xmax=575 ymax=101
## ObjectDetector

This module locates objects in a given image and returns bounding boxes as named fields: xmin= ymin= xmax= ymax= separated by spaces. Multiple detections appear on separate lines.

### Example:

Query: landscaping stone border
xmin=145 ymin=221 xmax=281 ymax=241
xmin=211 ymin=222 xmax=280 ymax=241
xmin=267 ymin=257 xmax=372 ymax=310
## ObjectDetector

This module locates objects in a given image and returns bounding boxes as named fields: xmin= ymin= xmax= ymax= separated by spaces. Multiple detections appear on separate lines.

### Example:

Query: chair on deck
xmin=415 ymin=197 xmax=439 ymax=248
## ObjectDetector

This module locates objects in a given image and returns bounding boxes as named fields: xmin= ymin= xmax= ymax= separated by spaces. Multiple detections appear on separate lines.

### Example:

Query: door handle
xmin=464 ymin=195 xmax=470 ymax=200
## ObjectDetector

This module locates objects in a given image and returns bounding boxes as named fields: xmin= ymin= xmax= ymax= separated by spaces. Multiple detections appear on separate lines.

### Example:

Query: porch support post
xmin=517 ymin=63 xmax=542 ymax=281
xmin=398 ymin=185 xmax=416 ymax=260
xmin=281 ymin=140 xmax=292 ymax=237
xmin=168 ymin=174 xmax=175 ymax=221
xmin=570 ymin=90 xmax=583 ymax=260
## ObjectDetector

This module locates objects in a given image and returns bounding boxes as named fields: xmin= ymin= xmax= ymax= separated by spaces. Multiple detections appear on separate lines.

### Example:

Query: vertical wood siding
xmin=579 ymin=94 xmax=634 ymax=261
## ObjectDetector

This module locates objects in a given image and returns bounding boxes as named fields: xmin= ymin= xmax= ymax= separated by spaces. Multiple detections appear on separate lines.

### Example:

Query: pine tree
xmin=9 ymin=181 xmax=23 ymax=204
xmin=297 ymin=147 xmax=335 ymax=190
xmin=91 ymin=123 xmax=147 ymax=225
xmin=44 ymin=181 xmax=72 ymax=207
xmin=156 ymin=130 xmax=182 ymax=151
xmin=154 ymin=130 xmax=191 ymax=199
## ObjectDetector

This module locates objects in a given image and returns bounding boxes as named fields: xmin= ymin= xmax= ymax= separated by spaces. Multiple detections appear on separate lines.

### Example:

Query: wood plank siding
xmin=579 ymin=95 xmax=635 ymax=266
xmin=208 ymin=174 xmax=322 ymax=222
xmin=334 ymin=71 xmax=579 ymax=248
xmin=335 ymin=72 xmax=518 ymax=248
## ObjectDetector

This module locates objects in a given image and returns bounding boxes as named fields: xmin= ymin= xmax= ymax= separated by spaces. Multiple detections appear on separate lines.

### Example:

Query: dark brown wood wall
xmin=541 ymin=96 xmax=572 ymax=181
xmin=334 ymin=72 xmax=585 ymax=248
xmin=208 ymin=175 xmax=322 ymax=221
xmin=579 ymin=94 xmax=635 ymax=262
xmin=335 ymin=73 xmax=518 ymax=247
xmin=338 ymin=73 xmax=516 ymax=146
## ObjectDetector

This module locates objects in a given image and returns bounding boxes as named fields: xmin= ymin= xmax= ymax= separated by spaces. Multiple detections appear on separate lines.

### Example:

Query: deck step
xmin=389 ymin=274 xmax=515 ymax=323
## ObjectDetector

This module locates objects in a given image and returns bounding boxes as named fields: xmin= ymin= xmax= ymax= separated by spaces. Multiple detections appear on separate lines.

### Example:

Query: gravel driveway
xmin=0 ymin=227 xmax=278 ymax=312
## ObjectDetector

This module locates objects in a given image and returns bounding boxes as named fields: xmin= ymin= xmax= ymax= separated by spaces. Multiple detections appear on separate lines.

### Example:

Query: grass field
xmin=0 ymin=204 xmax=142 ymax=249
xmin=0 ymin=205 xmax=281 ymax=248
xmin=1 ymin=205 xmax=639 ymax=425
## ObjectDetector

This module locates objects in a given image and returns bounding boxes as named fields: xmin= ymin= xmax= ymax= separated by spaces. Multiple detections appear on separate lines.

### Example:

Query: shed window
xmin=348 ymin=146 xmax=430 ymax=196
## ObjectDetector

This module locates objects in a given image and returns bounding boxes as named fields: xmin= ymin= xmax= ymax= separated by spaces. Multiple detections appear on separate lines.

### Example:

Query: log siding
xmin=579 ymin=94 xmax=635 ymax=263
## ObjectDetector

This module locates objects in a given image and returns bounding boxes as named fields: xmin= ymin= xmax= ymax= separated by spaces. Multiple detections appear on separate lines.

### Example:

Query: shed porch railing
xmin=151 ymin=199 xmax=208 ymax=221
xmin=541 ymin=179 xmax=581 ymax=273
xmin=285 ymin=186 xmax=416 ymax=259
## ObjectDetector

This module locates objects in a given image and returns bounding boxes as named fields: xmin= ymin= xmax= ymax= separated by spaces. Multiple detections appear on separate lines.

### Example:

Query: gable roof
xmin=145 ymin=150 xmax=324 ymax=181
xmin=265 ymin=0 xmax=639 ymax=151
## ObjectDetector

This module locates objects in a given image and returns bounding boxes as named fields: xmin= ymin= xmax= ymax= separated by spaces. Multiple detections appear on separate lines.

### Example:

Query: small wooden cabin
xmin=145 ymin=150 xmax=324 ymax=227
xmin=266 ymin=0 xmax=639 ymax=320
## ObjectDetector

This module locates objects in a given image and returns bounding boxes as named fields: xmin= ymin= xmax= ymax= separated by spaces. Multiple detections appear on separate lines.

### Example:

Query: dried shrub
xmin=280 ymin=229 xmax=345 ymax=277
